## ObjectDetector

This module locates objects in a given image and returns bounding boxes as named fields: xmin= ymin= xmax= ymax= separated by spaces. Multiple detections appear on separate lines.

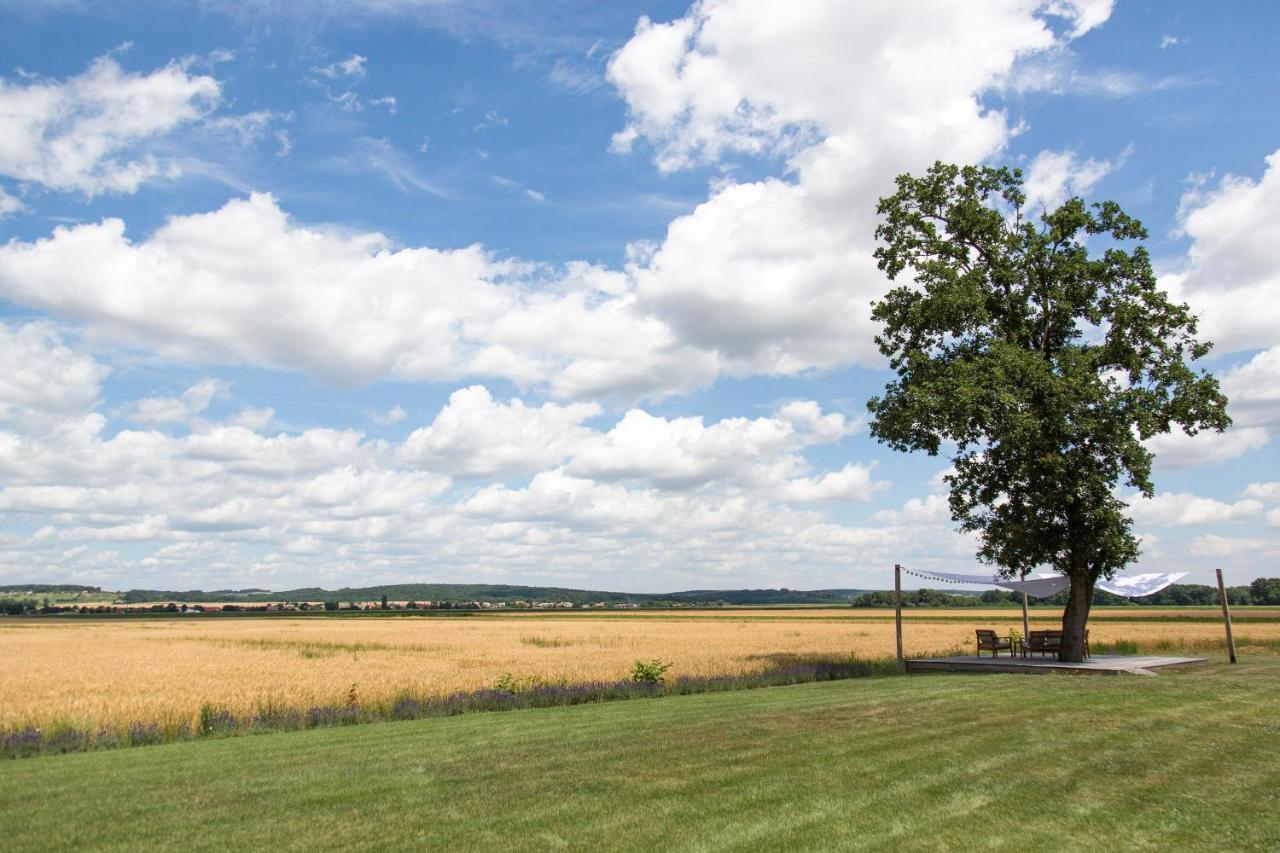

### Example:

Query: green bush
xmin=631 ymin=660 xmax=672 ymax=684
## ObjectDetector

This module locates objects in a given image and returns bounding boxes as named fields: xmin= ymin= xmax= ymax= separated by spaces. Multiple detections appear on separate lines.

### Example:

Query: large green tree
xmin=868 ymin=162 xmax=1230 ymax=661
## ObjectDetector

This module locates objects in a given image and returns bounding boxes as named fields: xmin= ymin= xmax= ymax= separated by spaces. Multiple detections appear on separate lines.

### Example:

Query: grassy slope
xmin=3 ymin=659 xmax=1277 ymax=851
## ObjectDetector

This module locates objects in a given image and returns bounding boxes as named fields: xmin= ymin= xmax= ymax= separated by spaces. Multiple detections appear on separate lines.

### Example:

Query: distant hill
xmin=112 ymin=583 xmax=870 ymax=606
xmin=0 ymin=584 xmax=101 ymax=593
xmin=9 ymin=578 xmax=1277 ymax=609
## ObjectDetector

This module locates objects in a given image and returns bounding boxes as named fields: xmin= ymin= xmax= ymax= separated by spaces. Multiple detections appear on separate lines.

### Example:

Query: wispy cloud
xmin=1006 ymin=53 xmax=1205 ymax=98
xmin=328 ymin=137 xmax=450 ymax=197
xmin=306 ymin=54 xmax=395 ymax=113
xmin=547 ymin=57 xmax=604 ymax=95
xmin=490 ymin=174 xmax=546 ymax=202
xmin=312 ymin=54 xmax=367 ymax=80
xmin=475 ymin=109 xmax=509 ymax=131
xmin=369 ymin=405 xmax=408 ymax=426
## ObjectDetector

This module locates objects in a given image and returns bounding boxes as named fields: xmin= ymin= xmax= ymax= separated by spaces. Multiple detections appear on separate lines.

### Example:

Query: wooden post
xmin=894 ymin=564 xmax=905 ymax=673
xmin=1216 ymin=568 xmax=1237 ymax=664
xmin=1021 ymin=592 xmax=1030 ymax=641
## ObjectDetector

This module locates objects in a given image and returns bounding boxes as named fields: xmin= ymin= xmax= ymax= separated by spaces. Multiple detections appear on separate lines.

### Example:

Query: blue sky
xmin=0 ymin=0 xmax=1277 ymax=592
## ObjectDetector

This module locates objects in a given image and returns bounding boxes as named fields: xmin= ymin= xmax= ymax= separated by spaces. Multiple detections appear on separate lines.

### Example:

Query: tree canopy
xmin=868 ymin=162 xmax=1230 ymax=660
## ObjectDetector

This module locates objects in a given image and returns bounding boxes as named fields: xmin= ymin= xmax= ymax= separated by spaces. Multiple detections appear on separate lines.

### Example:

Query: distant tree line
xmin=0 ymin=584 xmax=101 ymax=593
xmin=7 ymin=579 xmax=1277 ymax=616
xmin=105 ymin=583 xmax=868 ymax=607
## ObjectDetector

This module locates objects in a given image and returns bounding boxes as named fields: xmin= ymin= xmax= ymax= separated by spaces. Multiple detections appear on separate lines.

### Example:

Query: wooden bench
xmin=1022 ymin=630 xmax=1090 ymax=659
xmin=1022 ymin=630 xmax=1061 ymax=658
xmin=975 ymin=629 xmax=1013 ymax=658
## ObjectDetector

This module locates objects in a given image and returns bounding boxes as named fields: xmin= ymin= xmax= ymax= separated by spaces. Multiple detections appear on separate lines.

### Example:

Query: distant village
xmin=2 ymin=595 xmax=688 ymax=616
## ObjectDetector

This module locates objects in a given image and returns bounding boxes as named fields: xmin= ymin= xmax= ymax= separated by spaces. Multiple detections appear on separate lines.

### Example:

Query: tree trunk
xmin=1059 ymin=572 xmax=1094 ymax=662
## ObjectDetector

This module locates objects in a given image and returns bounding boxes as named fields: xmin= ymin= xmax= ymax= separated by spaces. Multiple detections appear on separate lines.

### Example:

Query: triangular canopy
xmin=902 ymin=568 xmax=1188 ymax=598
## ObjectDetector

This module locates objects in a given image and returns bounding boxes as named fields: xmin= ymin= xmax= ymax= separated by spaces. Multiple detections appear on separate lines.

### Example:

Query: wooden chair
xmin=975 ymin=629 xmax=1012 ymax=658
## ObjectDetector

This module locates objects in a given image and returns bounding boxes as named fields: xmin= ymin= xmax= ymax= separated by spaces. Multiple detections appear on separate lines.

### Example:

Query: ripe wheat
xmin=1 ymin=610 xmax=1274 ymax=731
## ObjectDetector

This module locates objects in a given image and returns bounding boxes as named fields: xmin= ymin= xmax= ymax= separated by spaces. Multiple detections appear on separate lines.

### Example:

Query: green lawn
xmin=3 ymin=658 xmax=1277 ymax=851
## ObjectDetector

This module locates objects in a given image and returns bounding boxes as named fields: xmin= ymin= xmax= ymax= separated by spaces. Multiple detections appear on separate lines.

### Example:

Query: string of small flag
xmin=901 ymin=567 xmax=990 ymax=585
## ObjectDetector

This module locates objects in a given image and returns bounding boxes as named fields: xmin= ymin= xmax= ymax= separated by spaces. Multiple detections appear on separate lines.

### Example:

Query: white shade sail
xmin=902 ymin=568 xmax=1189 ymax=599
xmin=1096 ymin=572 xmax=1190 ymax=597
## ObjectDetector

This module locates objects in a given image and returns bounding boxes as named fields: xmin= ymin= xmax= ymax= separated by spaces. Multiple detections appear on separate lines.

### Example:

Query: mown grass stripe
xmin=1 ymin=658 xmax=1276 ymax=851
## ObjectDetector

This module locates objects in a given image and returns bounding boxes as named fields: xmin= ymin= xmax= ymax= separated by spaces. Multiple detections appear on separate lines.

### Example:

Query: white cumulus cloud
xmin=0 ymin=193 xmax=717 ymax=401
xmin=1021 ymin=147 xmax=1123 ymax=212
xmin=777 ymin=463 xmax=887 ymax=503
xmin=399 ymin=385 xmax=601 ymax=478
xmin=0 ymin=4 xmax=1134 ymax=403
xmin=0 ymin=55 xmax=220 ymax=195
xmin=1242 ymin=482 xmax=1280 ymax=503
xmin=613 ymin=0 xmax=1113 ymax=379
xmin=1165 ymin=149 xmax=1280 ymax=354
xmin=566 ymin=404 xmax=860 ymax=492
xmin=0 ymin=322 xmax=109 ymax=422
xmin=1221 ymin=346 xmax=1280 ymax=433
xmin=1126 ymin=491 xmax=1262 ymax=526
xmin=129 ymin=379 xmax=228 ymax=425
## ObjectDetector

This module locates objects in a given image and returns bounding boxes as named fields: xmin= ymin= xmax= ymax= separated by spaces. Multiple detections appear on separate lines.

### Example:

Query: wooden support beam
xmin=1216 ymin=568 xmax=1237 ymax=664
xmin=894 ymin=563 xmax=905 ymax=673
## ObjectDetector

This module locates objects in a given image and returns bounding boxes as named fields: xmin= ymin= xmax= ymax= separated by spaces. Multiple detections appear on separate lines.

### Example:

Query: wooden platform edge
xmin=904 ymin=657 xmax=1208 ymax=676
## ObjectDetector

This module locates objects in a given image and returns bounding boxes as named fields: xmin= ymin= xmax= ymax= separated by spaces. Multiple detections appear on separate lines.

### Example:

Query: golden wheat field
xmin=482 ymin=607 xmax=1280 ymax=621
xmin=3 ymin=609 xmax=1277 ymax=732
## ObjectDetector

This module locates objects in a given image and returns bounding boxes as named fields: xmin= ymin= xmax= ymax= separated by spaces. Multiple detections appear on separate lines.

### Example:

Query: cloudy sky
xmin=0 ymin=0 xmax=1277 ymax=592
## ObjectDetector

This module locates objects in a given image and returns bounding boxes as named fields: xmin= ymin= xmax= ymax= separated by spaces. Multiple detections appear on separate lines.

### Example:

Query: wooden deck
xmin=905 ymin=654 xmax=1207 ymax=676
